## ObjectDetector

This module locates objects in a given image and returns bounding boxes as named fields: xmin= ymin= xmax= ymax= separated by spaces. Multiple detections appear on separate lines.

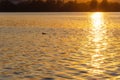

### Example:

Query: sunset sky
xmin=1 ymin=0 xmax=120 ymax=3
xmin=66 ymin=0 xmax=120 ymax=3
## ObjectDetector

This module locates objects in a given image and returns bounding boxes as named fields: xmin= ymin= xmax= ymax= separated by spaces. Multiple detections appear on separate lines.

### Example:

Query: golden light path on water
xmin=90 ymin=12 xmax=108 ymax=75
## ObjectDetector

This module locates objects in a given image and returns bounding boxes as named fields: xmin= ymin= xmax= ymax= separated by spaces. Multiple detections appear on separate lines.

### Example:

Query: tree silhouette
xmin=56 ymin=0 xmax=64 ymax=11
xmin=109 ymin=2 xmax=120 ymax=11
xmin=90 ymin=0 xmax=98 ymax=11
xmin=0 ymin=0 xmax=16 ymax=11
xmin=63 ymin=1 xmax=77 ymax=11
xmin=45 ymin=0 xmax=57 ymax=11
xmin=0 ymin=0 xmax=120 ymax=12
xmin=100 ymin=0 xmax=109 ymax=11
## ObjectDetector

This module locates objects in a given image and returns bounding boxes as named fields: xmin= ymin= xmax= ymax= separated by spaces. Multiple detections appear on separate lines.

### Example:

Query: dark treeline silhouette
xmin=0 ymin=0 xmax=120 ymax=12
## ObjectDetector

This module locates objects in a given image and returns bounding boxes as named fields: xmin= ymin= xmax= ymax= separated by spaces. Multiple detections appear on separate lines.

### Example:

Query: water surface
xmin=0 ymin=12 xmax=120 ymax=80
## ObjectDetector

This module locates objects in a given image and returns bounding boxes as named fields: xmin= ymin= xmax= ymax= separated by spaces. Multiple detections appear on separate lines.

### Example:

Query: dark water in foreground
xmin=0 ymin=12 xmax=120 ymax=80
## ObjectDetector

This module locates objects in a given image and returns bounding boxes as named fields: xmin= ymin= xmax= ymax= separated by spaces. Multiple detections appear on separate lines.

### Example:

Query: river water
xmin=0 ymin=12 xmax=120 ymax=80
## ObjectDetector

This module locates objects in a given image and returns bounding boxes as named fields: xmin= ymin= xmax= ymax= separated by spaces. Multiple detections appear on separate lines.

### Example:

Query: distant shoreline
xmin=0 ymin=0 xmax=120 ymax=12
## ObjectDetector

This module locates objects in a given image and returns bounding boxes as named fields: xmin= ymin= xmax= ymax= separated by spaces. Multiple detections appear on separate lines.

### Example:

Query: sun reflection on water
xmin=91 ymin=12 xmax=105 ymax=42
xmin=89 ymin=12 xmax=107 ymax=75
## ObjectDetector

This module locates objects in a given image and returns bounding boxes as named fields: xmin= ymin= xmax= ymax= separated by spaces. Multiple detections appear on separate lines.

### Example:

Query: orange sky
xmin=65 ymin=0 xmax=120 ymax=3
xmin=4 ymin=0 xmax=120 ymax=3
